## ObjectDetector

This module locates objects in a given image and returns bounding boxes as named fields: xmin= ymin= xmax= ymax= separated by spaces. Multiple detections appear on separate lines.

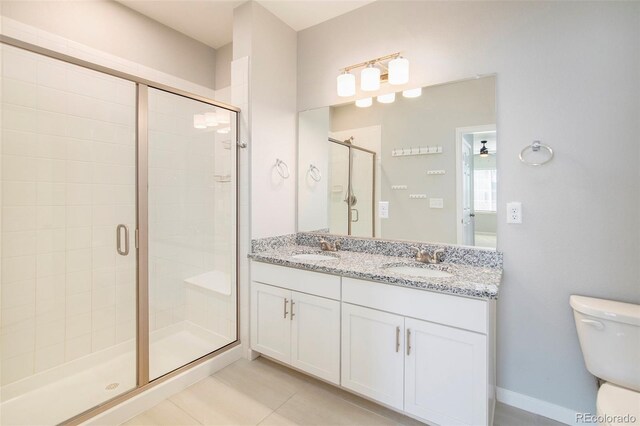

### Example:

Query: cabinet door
xmin=341 ymin=303 xmax=404 ymax=410
xmin=290 ymin=292 xmax=340 ymax=384
xmin=251 ymin=283 xmax=291 ymax=363
xmin=405 ymin=317 xmax=487 ymax=426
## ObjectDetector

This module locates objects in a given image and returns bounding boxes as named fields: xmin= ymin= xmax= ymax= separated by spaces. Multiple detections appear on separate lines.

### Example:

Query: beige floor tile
xmin=534 ymin=414 xmax=567 ymax=426
xmin=122 ymin=400 xmax=200 ymax=426
xmin=214 ymin=358 xmax=308 ymax=410
xmin=273 ymin=385 xmax=399 ymax=426
xmin=494 ymin=402 xmax=538 ymax=426
xmin=169 ymin=376 xmax=273 ymax=426
xmin=257 ymin=412 xmax=300 ymax=426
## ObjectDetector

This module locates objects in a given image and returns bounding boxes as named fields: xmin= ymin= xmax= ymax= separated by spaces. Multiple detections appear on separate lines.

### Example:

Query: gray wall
xmin=0 ymin=0 xmax=217 ymax=88
xmin=215 ymin=43 xmax=233 ymax=89
xmin=297 ymin=1 xmax=640 ymax=415
xmin=234 ymin=2 xmax=297 ymax=239
xmin=331 ymin=77 xmax=495 ymax=244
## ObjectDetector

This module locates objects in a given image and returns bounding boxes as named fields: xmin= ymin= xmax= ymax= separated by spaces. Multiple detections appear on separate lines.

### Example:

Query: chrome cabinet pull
xmin=395 ymin=326 xmax=400 ymax=352
xmin=116 ymin=224 xmax=129 ymax=256
xmin=283 ymin=298 xmax=289 ymax=318
xmin=290 ymin=300 xmax=295 ymax=321
xmin=406 ymin=329 xmax=412 ymax=356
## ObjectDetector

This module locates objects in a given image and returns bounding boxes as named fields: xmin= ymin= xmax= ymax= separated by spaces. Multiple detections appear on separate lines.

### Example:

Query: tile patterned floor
xmin=121 ymin=357 xmax=565 ymax=426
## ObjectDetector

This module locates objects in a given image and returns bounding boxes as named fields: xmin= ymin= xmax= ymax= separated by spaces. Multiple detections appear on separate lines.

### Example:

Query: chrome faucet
xmin=320 ymin=238 xmax=341 ymax=252
xmin=411 ymin=247 xmax=445 ymax=264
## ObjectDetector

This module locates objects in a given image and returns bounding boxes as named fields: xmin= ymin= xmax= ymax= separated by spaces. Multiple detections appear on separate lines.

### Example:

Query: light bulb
xmin=193 ymin=114 xmax=207 ymax=129
xmin=377 ymin=93 xmax=396 ymax=104
xmin=355 ymin=97 xmax=372 ymax=108
xmin=388 ymin=56 xmax=409 ymax=85
xmin=361 ymin=64 xmax=380 ymax=91
xmin=337 ymin=71 xmax=356 ymax=97
xmin=402 ymin=88 xmax=422 ymax=98
xmin=204 ymin=112 xmax=218 ymax=127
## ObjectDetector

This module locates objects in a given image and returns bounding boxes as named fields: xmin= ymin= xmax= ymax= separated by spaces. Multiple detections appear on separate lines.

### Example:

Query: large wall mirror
xmin=298 ymin=75 xmax=497 ymax=249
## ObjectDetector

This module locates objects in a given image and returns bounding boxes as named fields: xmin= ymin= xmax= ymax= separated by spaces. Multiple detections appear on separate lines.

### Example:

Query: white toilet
xmin=571 ymin=295 xmax=640 ymax=425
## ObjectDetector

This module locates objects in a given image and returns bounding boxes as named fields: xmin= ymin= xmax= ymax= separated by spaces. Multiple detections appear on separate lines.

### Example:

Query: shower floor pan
xmin=0 ymin=321 xmax=232 ymax=426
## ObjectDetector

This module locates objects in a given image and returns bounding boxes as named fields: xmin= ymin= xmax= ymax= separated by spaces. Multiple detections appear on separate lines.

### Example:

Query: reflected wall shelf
xmin=392 ymin=146 xmax=443 ymax=157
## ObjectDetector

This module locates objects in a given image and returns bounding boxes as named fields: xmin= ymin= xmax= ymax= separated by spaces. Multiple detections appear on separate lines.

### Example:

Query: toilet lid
xmin=597 ymin=383 xmax=640 ymax=423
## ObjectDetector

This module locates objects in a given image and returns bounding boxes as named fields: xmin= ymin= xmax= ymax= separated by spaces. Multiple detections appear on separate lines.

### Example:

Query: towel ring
xmin=519 ymin=141 xmax=554 ymax=166
xmin=275 ymin=159 xmax=290 ymax=179
xmin=309 ymin=164 xmax=322 ymax=182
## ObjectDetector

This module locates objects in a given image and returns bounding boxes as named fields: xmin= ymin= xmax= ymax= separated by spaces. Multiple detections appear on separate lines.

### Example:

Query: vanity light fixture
xmin=361 ymin=64 xmax=381 ymax=91
xmin=377 ymin=92 xmax=396 ymax=104
xmin=402 ymin=87 xmax=422 ymax=98
xmin=388 ymin=56 xmax=409 ymax=85
xmin=355 ymin=97 xmax=372 ymax=108
xmin=337 ymin=52 xmax=408 ymax=97
xmin=337 ymin=71 xmax=356 ymax=97
xmin=193 ymin=114 xmax=207 ymax=129
xmin=479 ymin=140 xmax=489 ymax=157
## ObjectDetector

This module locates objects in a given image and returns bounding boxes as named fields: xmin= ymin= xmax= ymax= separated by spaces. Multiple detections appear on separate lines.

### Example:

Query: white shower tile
xmin=1 ymin=325 xmax=35 ymax=359
xmin=66 ymin=248 xmax=92 ymax=273
xmin=66 ymin=270 xmax=92 ymax=295
xmin=36 ymin=228 xmax=66 ymax=253
xmin=2 ymin=255 xmax=36 ymax=283
xmin=36 ymin=251 xmax=66 ymax=277
xmin=36 ymin=206 xmax=66 ymax=229
xmin=37 ymin=182 xmax=66 ymax=206
xmin=1 ymin=279 xmax=36 ymax=309
xmin=1 ymin=353 xmax=34 ymax=385
xmin=92 ymin=327 xmax=115 ymax=352
xmin=2 ymin=130 xmax=39 ymax=157
xmin=66 ymin=160 xmax=93 ymax=183
xmin=34 ymin=342 xmax=65 ymax=373
xmin=2 ymin=78 xmax=37 ymax=108
xmin=65 ymin=333 xmax=91 ymax=361
xmin=66 ymin=227 xmax=92 ymax=250
xmin=66 ymin=311 xmax=91 ymax=338
xmin=2 ymin=231 xmax=37 ymax=258
xmin=66 ymin=183 xmax=92 ymax=205
xmin=35 ymin=274 xmax=65 ymax=302
xmin=35 ymin=318 xmax=65 ymax=348
xmin=66 ymin=205 xmax=92 ymax=227
xmin=37 ymin=134 xmax=67 ymax=160
xmin=2 ymin=207 xmax=37 ymax=232
xmin=3 ymin=155 xmax=39 ymax=181
xmin=2 ymin=48 xmax=37 ymax=83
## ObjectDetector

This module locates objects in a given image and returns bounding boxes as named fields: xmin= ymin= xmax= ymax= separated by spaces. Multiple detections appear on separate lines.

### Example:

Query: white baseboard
xmin=85 ymin=345 xmax=243 ymax=425
xmin=496 ymin=387 xmax=578 ymax=426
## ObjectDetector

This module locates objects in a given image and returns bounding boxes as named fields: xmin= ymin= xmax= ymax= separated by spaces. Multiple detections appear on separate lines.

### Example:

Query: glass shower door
xmin=328 ymin=142 xmax=350 ymax=235
xmin=350 ymin=149 xmax=375 ymax=238
xmin=0 ymin=45 xmax=137 ymax=425
xmin=147 ymin=88 xmax=237 ymax=380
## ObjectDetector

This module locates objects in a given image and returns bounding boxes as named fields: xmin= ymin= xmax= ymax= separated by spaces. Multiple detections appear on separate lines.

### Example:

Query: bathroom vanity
xmin=249 ymin=236 xmax=501 ymax=426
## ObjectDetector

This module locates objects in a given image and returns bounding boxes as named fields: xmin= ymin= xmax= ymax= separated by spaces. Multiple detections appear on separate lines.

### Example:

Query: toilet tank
xmin=570 ymin=295 xmax=640 ymax=391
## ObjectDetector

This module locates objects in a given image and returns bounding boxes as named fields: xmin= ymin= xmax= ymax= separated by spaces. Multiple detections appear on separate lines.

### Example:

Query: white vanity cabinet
xmin=250 ymin=261 xmax=496 ymax=426
xmin=250 ymin=262 xmax=341 ymax=384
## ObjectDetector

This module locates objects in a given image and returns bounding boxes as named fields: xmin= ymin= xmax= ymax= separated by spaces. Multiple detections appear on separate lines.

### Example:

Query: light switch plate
xmin=379 ymin=201 xmax=389 ymax=218
xmin=429 ymin=198 xmax=444 ymax=208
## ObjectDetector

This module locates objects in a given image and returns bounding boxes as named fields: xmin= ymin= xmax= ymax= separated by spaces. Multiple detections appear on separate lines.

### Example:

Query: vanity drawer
xmin=251 ymin=261 xmax=341 ymax=300
xmin=342 ymin=277 xmax=488 ymax=334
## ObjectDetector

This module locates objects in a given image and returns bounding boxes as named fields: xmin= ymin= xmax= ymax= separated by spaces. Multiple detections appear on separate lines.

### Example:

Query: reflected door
xmin=350 ymin=149 xmax=374 ymax=238
xmin=328 ymin=143 xmax=350 ymax=235
xmin=147 ymin=88 xmax=237 ymax=380
xmin=461 ymin=139 xmax=475 ymax=245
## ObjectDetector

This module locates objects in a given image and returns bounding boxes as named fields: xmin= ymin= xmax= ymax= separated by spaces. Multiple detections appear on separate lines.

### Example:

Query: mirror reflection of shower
xmin=328 ymin=137 xmax=376 ymax=237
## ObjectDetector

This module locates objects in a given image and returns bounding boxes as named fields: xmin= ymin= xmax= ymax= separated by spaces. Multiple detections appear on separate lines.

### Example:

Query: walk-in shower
xmin=0 ymin=37 xmax=240 ymax=425
xmin=328 ymin=137 xmax=375 ymax=238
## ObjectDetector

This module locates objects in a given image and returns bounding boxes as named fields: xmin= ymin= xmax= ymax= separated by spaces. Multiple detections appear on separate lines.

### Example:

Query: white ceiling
xmin=117 ymin=0 xmax=374 ymax=49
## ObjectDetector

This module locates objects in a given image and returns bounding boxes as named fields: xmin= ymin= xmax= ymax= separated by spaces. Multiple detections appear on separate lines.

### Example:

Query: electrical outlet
xmin=429 ymin=198 xmax=444 ymax=208
xmin=379 ymin=201 xmax=389 ymax=219
xmin=507 ymin=202 xmax=522 ymax=224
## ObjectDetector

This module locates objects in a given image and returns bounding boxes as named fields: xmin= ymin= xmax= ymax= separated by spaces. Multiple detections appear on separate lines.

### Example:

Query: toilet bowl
xmin=570 ymin=295 xmax=640 ymax=425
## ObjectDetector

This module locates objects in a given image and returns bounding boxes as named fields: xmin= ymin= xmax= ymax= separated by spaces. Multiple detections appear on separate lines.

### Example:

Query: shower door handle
xmin=116 ymin=224 xmax=129 ymax=256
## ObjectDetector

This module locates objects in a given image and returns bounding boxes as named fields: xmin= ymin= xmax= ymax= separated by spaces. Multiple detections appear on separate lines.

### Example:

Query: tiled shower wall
xmin=147 ymin=89 xmax=235 ymax=339
xmin=0 ymin=45 xmax=137 ymax=384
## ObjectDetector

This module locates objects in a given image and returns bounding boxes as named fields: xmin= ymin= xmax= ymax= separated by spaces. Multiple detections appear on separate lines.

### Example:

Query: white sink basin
xmin=385 ymin=265 xmax=453 ymax=278
xmin=291 ymin=253 xmax=337 ymax=261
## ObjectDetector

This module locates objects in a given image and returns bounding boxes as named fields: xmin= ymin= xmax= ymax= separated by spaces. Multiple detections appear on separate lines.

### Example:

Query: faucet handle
xmin=432 ymin=248 xmax=445 ymax=263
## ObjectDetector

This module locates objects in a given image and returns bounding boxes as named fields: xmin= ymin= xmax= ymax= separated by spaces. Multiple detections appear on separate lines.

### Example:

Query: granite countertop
xmin=249 ymin=245 xmax=502 ymax=300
